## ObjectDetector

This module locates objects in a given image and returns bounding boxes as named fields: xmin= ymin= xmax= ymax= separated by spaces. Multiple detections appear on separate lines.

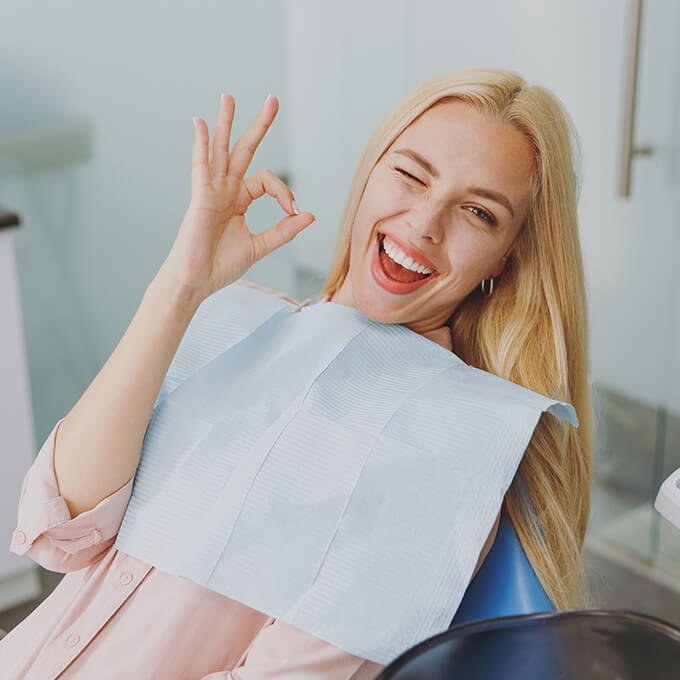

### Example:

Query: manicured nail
xmin=292 ymin=200 xmax=299 ymax=215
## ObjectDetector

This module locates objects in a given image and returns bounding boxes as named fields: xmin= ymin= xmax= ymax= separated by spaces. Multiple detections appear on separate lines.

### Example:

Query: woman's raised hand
xmin=161 ymin=93 xmax=315 ymax=301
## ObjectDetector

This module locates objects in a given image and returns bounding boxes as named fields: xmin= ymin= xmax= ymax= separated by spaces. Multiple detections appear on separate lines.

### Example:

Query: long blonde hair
xmin=320 ymin=67 xmax=595 ymax=609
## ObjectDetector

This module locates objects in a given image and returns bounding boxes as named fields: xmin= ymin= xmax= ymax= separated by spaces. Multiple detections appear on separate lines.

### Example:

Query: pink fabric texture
xmin=0 ymin=281 xmax=455 ymax=679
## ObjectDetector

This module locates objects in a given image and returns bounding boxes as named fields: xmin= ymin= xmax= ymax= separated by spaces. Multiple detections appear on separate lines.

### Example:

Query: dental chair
xmin=376 ymin=609 xmax=680 ymax=679
xmin=449 ymin=473 xmax=554 ymax=627
xmin=376 ymin=513 xmax=680 ymax=678
xmin=374 ymin=483 xmax=680 ymax=678
xmin=448 ymin=509 xmax=553 ymax=628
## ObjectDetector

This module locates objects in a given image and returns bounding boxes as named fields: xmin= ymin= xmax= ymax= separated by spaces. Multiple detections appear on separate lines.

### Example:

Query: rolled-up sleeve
xmin=8 ymin=418 xmax=135 ymax=573
xmin=199 ymin=618 xmax=385 ymax=679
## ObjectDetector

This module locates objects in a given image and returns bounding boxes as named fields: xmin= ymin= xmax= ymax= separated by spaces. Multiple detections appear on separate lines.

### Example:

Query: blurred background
xmin=1 ymin=0 xmax=679 ymax=635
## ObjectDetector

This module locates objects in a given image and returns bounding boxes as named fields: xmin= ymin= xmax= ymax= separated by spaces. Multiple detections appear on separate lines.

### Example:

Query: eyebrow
xmin=393 ymin=148 xmax=515 ymax=220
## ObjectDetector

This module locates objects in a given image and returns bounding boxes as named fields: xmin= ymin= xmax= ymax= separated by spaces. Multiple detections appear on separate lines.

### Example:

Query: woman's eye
xmin=394 ymin=166 xmax=496 ymax=226
xmin=395 ymin=167 xmax=426 ymax=186
xmin=466 ymin=205 xmax=496 ymax=226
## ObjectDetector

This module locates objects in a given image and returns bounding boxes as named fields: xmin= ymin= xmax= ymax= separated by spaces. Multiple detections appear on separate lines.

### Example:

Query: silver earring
xmin=480 ymin=277 xmax=494 ymax=297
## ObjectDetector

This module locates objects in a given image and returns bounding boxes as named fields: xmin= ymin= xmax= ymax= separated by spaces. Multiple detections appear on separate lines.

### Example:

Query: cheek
xmin=359 ymin=176 xmax=407 ymax=218
xmin=351 ymin=185 xmax=401 ymax=249
xmin=445 ymin=238 xmax=498 ymax=279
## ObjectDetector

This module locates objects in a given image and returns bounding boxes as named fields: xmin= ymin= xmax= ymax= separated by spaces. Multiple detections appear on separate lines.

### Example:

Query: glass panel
xmin=585 ymin=0 xmax=680 ymax=585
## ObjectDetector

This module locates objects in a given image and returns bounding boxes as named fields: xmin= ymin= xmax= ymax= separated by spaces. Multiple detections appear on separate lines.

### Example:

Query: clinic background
xmin=1 ymin=0 xmax=679 ymax=635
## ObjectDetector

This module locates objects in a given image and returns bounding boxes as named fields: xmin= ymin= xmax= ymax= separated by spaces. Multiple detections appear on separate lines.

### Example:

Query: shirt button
xmin=14 ymin=530 xmax=26 ymax=544
xmin=119 ymin=571 xmax=133 ymax=585
xmin=65 ymin=634 xmax=80 ymax=647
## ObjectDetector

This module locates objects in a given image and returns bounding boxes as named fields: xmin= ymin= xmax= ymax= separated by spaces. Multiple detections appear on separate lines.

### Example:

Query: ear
xmin=489 ymin=253 xmax=510 ymax=279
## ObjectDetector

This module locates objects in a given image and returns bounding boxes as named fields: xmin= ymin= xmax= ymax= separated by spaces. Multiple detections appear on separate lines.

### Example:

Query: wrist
xmin=146 ymin=266 xmax=206 ymax=315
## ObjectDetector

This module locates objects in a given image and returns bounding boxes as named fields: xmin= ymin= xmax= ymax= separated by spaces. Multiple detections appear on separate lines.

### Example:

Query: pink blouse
xmin=0 ymin=281 xmax=459 ymax=679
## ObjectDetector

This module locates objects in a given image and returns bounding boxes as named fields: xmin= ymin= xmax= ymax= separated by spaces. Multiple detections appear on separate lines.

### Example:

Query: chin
xmin=352 ymin=285 xmax=410 ymax=324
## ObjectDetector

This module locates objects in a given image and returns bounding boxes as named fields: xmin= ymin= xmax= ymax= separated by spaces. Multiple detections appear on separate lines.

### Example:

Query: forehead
xmin=387 ymin=100 xmax=535 ymax=194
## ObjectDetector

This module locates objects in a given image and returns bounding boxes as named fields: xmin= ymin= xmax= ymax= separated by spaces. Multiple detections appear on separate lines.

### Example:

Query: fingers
xmin=210 ymin=93 xmax=235 ymax=182
xmin=191 ymin=117 xmax=210 ymax=193
xmin=228 ymin=94 xmax=279 ymax=179
xmin=244 ymin=168 xmax=298 ymax=217
xmin=251 ymin=211 xmax=316 ymax=263
xmin=243 ymin=168 xmax=314 ymax=262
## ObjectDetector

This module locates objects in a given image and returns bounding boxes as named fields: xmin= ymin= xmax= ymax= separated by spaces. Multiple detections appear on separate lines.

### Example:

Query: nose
xmin=406 ymin=201 xmax=448 ymax=245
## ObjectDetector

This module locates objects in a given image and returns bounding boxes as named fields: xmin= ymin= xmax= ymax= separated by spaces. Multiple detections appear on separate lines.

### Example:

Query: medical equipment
xmin=655 ymin=468 xmax=680 ymax=530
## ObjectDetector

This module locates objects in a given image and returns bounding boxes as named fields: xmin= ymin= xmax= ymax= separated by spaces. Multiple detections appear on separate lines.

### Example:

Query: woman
xmin=320 ymin=67 xmax=594 ymax=612
xmin=1 ymin=66 xmax=594 ymax=678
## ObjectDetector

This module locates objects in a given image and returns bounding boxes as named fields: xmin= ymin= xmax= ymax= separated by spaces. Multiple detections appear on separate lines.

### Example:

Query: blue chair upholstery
xmin=449 ymin=512 xmax=553 ymax=628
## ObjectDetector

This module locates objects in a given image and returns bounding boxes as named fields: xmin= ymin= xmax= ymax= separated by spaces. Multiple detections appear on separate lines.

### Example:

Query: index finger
xmin=227 ymin=94 xmax=278 ymax=179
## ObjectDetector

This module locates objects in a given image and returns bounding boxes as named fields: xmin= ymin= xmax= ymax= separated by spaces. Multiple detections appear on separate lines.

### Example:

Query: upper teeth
xmin=383 ymin=235 xmax=433 ymax=274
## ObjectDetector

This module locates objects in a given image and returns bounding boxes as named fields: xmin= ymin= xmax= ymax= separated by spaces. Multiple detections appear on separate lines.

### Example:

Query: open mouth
xmin=377 ymin=233 xmax=434 ymax=283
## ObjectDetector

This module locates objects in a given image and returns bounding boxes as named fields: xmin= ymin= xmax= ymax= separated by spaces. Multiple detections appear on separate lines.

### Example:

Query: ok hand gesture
xmin=163 ymin=93 xmax=315 ymax=301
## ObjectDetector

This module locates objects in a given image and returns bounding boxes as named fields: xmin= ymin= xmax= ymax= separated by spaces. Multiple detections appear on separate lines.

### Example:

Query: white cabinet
xmin=0 ymin=223 xmax=42 ymax=610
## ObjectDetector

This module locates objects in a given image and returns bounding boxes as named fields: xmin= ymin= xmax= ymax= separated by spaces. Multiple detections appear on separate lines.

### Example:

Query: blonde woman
xmin=1 ymin=67 xmax=594 ymax=679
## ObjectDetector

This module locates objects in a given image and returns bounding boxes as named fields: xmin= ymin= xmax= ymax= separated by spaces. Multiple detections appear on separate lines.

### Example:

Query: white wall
xmin=2 ymin=0 xmax=294 ymax=446
xmin=0 ymin=0 xmax=292 ymax=589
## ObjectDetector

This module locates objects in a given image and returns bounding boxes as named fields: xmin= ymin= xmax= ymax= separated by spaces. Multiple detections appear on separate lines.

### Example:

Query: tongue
xmin=380 ymin=248 xmax=429 ymax=283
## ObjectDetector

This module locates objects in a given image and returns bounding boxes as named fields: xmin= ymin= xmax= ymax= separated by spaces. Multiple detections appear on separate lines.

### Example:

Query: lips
xmin=371 ymin=232 xmax=439 ymax=295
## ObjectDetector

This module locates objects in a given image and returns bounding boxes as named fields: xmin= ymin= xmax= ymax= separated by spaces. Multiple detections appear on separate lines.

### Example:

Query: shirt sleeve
xmin=199 ymin=618 xmax=385 ymax=679
xmin=8 ymin=417 xmax=135 ymax=573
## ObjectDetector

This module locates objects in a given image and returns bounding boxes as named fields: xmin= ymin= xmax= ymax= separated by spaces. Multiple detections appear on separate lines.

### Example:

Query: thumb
xmin=251 ymin=212 xmax=316 ymax=262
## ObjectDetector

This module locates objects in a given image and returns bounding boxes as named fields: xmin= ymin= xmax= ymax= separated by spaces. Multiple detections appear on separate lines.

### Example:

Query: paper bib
xmin=114 ymin=282 xmax=578 ymax=665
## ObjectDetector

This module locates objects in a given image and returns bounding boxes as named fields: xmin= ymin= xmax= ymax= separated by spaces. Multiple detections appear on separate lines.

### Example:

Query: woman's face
xmin=330 ymin=100 xmax=536 ymax=335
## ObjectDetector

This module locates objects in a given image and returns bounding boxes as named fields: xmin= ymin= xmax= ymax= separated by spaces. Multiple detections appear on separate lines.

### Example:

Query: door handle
xmin=618 ymin=0 xmax=654 ymax=197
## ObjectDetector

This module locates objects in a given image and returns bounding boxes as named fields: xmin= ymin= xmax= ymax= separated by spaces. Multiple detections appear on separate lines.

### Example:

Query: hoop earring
xmin=480 ymin=277 xmax=494 ymax=297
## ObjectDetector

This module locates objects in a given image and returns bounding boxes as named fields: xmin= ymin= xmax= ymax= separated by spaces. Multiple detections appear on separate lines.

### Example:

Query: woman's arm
xmin=53 ymin=272 xmax=203 ymax=519
xmin=53 ymin=92 xmax=313 ymax=520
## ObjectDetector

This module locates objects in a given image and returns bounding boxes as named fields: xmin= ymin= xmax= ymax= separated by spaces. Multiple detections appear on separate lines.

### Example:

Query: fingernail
xmin=192 ymin=116 xmax=197 ymax=129
xmin=292 ymin=200 xmax=299 ymax=215
xmin=265 ymin=93 xmax=273 ymax=106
